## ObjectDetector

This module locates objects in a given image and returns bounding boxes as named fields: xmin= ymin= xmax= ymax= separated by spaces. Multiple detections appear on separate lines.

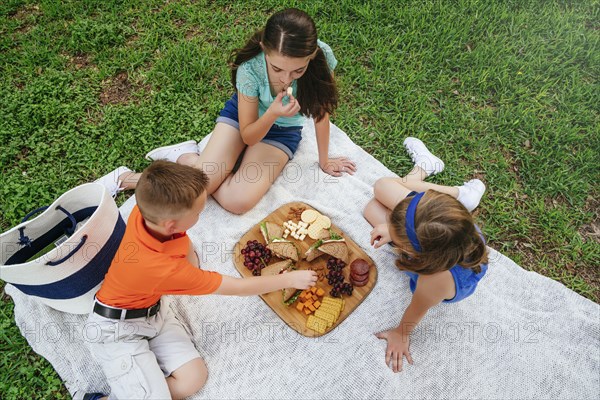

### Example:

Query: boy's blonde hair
xmin=135 ymin=160 xmax=209 ymax=224
xmin=390 ymin=190 xmax=488 ymax=275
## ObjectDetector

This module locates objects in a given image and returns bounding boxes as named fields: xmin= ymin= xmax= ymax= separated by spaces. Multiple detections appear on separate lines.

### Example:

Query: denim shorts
xmin=216 ymin=93 xmax=303 ymax=159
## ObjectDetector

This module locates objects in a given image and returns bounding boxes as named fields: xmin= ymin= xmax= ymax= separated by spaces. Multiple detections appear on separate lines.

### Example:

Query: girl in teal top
xmin=150 ymin=8 xmax=356 ymax=215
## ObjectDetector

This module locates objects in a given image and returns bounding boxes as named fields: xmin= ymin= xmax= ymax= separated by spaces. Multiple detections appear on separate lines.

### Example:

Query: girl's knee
xmin=224 ymin=199 xmax=256 ymax=215
xmin=373 ymin=177 xmax=392 ymax=198
xmin=363 ymin=199 xmax=376 ymax=219
xmin=216 ymin=190 xmax=259 ymax=215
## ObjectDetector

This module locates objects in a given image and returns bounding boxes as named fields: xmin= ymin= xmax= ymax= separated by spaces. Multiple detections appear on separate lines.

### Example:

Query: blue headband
xmin=405 ymin=192 xmax=424 ymax=252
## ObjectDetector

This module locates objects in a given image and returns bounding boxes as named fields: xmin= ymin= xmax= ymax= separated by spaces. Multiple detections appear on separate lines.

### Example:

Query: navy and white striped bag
xmin=0 ymin=183 xmax=125 ymax=314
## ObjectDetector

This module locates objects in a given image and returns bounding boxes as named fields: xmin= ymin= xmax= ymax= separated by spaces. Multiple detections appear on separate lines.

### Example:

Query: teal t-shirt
xmin=235 ymin=40 xmax=337 ymax=127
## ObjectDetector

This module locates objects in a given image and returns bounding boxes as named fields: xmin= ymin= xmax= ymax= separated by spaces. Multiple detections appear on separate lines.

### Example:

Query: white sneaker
xmin=403 ymin=137 xmax=445 ymax=176
xmin=145 ymin=140 xmax=199 ymax=163
xmin=95 ymin=166 xmax=132 ymax=198
xmin=456 ymin=179 xmax=486 ymax=212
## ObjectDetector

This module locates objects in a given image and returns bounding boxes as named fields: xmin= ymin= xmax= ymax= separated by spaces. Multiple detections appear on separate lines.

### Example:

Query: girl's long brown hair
xmin=230 ymin=8 xmax=338 ymax=121
xmin=390 ymin=190 xmax=488 ymax=275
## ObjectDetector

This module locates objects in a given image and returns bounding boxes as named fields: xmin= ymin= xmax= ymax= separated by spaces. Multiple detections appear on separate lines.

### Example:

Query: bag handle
xmin=21 ymin=206 xmax=50 ymax=223
xmin=46 ymin=235 xmax=88 ymax=266
xmin=21 ymin=205 xmax=78 ymax=233
xmin=19 ymin=205 xmax=79 ymax=248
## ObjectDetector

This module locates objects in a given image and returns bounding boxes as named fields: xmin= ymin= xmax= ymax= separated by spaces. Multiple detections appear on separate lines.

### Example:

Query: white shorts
xmin=86 ymin=298 xmax=201 ymax=399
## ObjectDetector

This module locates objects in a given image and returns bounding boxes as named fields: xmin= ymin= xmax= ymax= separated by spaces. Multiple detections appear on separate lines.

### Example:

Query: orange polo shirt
xmin=96 ymin=205 xmax=223 ymax=309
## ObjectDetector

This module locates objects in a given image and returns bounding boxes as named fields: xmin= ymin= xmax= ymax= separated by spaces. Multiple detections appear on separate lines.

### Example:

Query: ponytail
xmin=296 ymin=47 xmax=338 ymax=121
xmin=230 ymin=30 xmax=263 ymax=89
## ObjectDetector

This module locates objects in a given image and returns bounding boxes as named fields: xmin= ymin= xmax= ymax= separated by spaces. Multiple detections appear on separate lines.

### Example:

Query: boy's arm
xmin=213 ymin=270 xmax=316 ymax=296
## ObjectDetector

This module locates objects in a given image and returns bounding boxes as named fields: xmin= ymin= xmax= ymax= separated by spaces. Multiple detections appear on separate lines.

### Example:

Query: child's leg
xmin=363 ymin=177 xmax=412 ymax=227
xmin=397 ymin=176 xmax=485 ymax=212
xmin=87 ymin=320 xmax=171 ymax=399
xmin=118 ymin=171 xmax=140 ymax=191
xmin=177 ymin=123 xmax=246 ymax=195
xmin=363 ymin=199 xmax=390 ymax=227
xmin=150 ymin=301 xmax=208 ymax=399
xmin=166 ymin=358 xmax=208 ymax=399
xmin=211 ymin=142 xmax=289 ymax=214
xmin=373 ymin=177 xmax=413 ymax=210
xmin=396 ymin=177 xmax=459 ymax=198
xmin=95 ymin=167 xmax=141 ymax=195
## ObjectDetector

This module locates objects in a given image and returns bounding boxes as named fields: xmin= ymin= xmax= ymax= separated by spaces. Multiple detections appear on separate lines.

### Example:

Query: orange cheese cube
xmin=296 ymin=302 xmax=304 ymax=312
xmin=308 ymin=304 xmax=316 ymax=312
xmin=304 ymin=308 xmax=312 ymax=315
xmin=316 ymin=288 xmax=325 ymax=296
xmin=310 ymin=287 xmax=318 ymax=294
xmin=314 ymin=301 xmax=321 ymax=309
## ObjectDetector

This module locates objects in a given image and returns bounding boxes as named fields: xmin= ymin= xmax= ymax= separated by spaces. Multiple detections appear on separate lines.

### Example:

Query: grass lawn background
xmin=1 ymin=0 xmax=598 ymax=398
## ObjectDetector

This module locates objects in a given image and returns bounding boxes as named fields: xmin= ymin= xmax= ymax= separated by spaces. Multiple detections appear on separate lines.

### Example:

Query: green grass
xmin=1 ymin=0 xmax=598 ymax=398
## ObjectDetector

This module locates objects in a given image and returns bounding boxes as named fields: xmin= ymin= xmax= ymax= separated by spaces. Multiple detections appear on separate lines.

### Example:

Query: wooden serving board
xmin=233 ymin=202 xmax=377 ymax=337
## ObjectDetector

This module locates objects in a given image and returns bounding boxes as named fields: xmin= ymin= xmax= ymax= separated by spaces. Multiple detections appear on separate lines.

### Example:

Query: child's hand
xmin=269 ymin=90 xmax=301 ymax=118
xmin=370 ymin=224 xmax=391 ymax=248
xmin=320 ymin=157 xmax=357 ymax=177
xmin=285 ymin=269 xmax=318 ymax=289
xmin=375 ymin=329 xmax=414 ymax=373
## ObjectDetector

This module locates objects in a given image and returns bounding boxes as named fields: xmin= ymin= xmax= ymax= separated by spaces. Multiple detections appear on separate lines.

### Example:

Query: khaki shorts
xmin=86 ymin=298 xmax=201 ymax=399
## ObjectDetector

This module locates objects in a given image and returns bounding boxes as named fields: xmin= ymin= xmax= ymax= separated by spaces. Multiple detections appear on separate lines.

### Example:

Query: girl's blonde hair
xmin=390 ymin=190 xmax=488 ymax=275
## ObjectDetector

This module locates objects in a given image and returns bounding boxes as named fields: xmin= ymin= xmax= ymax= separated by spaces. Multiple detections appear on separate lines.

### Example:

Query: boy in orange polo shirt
xmin=83 ymin=161 xmax=317 ymax=400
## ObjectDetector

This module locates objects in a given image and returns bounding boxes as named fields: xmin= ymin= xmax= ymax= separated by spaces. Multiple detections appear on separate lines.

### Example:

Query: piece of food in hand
xmin=287 ymin=86 xmax=293 ymax=97
xmin=261 ymin=260 xmax=294 ymax=276
xmin=268 ymin=239 xmax=299 ymax=262
xmin=260 ymin=221 xmax=284 ymax=244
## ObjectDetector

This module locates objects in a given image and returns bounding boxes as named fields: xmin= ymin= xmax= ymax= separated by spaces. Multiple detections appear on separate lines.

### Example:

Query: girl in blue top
xmin=146 ymin=8 xmax=356 ymax=214
xmin=364 ymin=137 xmax=488 ymax=373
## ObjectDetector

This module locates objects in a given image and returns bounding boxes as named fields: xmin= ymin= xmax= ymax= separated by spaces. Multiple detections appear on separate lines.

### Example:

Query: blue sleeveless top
xmin=404 ymin=261 xmax=487 ymax=303
xmin=402 ymin=191 xmax=487 ymax=303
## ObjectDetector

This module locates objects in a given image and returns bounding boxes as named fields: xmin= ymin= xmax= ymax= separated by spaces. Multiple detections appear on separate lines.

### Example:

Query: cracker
xmin=301 ymin=209 xmax=320 ymax=224
xmin=314 ymin=215 xmax=331 ymax=229
xmin=315 ymin=309 xmax=337 ymax=323
xmin=308 ymin=223 xmax=327 ymax=240
xmin=306 ymin=315 xmax=327 ymax=334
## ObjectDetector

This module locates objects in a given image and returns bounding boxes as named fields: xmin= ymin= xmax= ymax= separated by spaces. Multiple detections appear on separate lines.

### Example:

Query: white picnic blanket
xmin=6 ymin=122 xmax=600 ymax=399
